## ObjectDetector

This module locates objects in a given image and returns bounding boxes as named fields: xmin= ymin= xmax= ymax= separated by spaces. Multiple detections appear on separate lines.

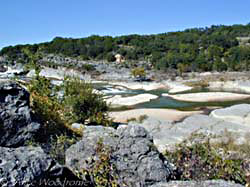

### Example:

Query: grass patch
xmin=126 ymin=114 xmax=148 ymax=123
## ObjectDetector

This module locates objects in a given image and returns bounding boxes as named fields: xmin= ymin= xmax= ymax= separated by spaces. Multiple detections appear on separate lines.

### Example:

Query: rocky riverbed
xmin=128 ymin=104 xmax=250 ymax=153
xmin=0 ymin=77 xmax=249 ymax=186
xmin=1 ymin=63 xmax=250 ymax=186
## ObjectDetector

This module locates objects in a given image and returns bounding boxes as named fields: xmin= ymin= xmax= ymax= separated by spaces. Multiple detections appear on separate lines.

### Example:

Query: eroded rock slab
xmin=131 ymin=105 xmax=250 ymax=153
xmin=210 ymin=104 xmax=250 ymax=125
xmin=163 ymin=92 xmax=250 ymax=102
xmin=106 ymin=93 xmax=158 ymax=106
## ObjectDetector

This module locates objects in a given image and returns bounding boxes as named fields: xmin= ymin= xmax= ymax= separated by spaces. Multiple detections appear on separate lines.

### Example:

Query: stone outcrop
xmin=210 ymin=103 xmax=250 ymax=125
xmin=209 ymin=80 xmax=250 ymax=93
xmin=66 ymin=125 xmax=173 ymax=186
xmin=0 ymin=65 xmax=26 ymax=78
xmin=115 ymin=54 xmax=125 ymax=63
xmin=131 ymin=104 xmax=250 ymax=153
xmin=0 ymin=146 xmax=86 ymax=187
xmin=0 ymin=81 xmax=89 ymax=186
xmin=0 ymin=81 xmax=40 ymax=147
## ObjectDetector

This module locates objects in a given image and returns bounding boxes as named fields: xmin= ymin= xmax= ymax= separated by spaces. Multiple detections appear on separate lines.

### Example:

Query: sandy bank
xmin=163 ymin=92 xmax=250 ymax=102
xmin=109 ymin=108 xmax=202 ymax=123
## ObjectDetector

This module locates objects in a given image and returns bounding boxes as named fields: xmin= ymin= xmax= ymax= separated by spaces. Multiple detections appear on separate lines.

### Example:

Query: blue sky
xmin=1 ymin=0 xmax=250 ymax=49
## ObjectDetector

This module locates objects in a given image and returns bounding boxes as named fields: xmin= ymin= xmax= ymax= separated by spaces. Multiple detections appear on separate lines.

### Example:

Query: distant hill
xmin=1 ymin=24 xmax=250 ymax=72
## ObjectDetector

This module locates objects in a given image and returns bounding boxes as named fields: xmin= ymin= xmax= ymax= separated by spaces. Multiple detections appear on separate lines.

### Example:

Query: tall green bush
xmin=62 ymin=77 xmax=110 ymax=125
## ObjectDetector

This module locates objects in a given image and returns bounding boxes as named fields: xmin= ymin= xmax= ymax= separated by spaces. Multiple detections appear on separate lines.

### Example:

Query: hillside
xmin=1 ymin=24 xmax=250 ymax=72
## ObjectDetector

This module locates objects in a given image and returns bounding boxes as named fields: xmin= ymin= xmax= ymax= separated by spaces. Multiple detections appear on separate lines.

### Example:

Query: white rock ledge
xmin=106 ymin=94 xmax=158 ymax=106
xmin=209 ymin=80 xmax=250 ymax=93
xmin=210 ymin=104 xmax=250 ymax=125
xmin=163 ymin=92 xmax=250 ymax=102
xmin=163 ymin=82 xmax=193 ymax=94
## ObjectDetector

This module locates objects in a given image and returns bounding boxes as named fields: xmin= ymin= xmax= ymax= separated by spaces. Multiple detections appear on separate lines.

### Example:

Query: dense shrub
xmin=131 ymin=67 xmax=146 ymax=80
xmin=29 ymin=74 xmax=111 ymax=127
xmin=80 ymin=64 xmax=96 ymax=72
xmin=106 ymin=53 xmax=116 ymax=62
xmin=27 ymin=74 xmax=112 ymax=163
xmin=62 ymin=77 xmax=110 ymax=125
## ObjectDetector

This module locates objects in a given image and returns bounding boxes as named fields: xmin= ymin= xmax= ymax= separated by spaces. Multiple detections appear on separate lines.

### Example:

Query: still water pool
xmin=94 ymin=84 xmax=250 ymax=111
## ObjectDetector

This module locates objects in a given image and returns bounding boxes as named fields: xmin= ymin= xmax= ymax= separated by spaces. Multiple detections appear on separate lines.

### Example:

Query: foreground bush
xmin=28 ymin=75 xmax=111 ymax=130
xmin=27 ymin=74 xmax=111 ymax=163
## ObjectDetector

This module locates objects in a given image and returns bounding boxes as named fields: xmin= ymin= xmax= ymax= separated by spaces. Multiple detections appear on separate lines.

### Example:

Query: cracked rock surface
xmin=66 ymin=125 xmax=173 ymax=187
xmin=0 ymin=146 xmax=84 ymax=187
xmin=0 ymin=81 xmax=40 ymax=147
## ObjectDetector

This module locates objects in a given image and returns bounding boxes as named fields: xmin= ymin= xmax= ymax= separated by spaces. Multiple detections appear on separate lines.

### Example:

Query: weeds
xmin=165 ymin=132 xmax=250 ymax=185
xmin=79 ymin=138 xmax=119 ymax=187
xmin=126 ymin=115 xmax=148 ymax=123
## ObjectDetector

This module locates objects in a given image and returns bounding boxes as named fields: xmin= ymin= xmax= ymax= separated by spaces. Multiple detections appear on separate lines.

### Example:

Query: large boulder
xmin=0 ymin=81 xmax=40 ymax=147
xmin=65 ymin=125 xmax=173 ymax=186
xmin=0 ymin=146 xmax=87 ymax=187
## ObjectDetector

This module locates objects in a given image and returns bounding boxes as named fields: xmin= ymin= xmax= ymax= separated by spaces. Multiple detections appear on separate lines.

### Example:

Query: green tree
xmin=62 ymin=77 xmax=110 ymax=125
xmin=177 ymin=63 xmax=188 ymax=76
xmin=131 ymin=67 xmax=146 ymax=81
xmin=106 ymin=53 xmax=116 ymax=62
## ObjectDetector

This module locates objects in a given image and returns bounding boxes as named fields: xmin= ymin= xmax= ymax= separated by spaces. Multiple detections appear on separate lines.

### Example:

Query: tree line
xmin=1 ymin=24 xmax=250 ymax=72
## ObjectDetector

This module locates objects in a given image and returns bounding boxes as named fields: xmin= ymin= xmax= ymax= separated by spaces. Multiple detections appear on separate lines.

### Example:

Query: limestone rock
xmin=164 ymin=92 xmax=250 ymax=102
xmin=132 ymin=110 xmax=250 ymax=153
xmin=71 ymin=123 xmax=84 ymax=130
xmin=66 ymin=125 xmax=173 ymax=186
xmin=0 ymin=146 xmax=86 ymax=187
xmin=106 ymin=93 xmax=158 ymax=107
xmin=210 ymin=104 xmax=250 ymax=125
xmin=0 ymin=81 xmax=40 ymax=147
xmin=209 ymin=80 xmax=250 ymax=93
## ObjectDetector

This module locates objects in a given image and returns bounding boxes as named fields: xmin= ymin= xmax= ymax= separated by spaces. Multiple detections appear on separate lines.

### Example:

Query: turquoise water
xmin=95 ymin=84 xmax=250 ymax=111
